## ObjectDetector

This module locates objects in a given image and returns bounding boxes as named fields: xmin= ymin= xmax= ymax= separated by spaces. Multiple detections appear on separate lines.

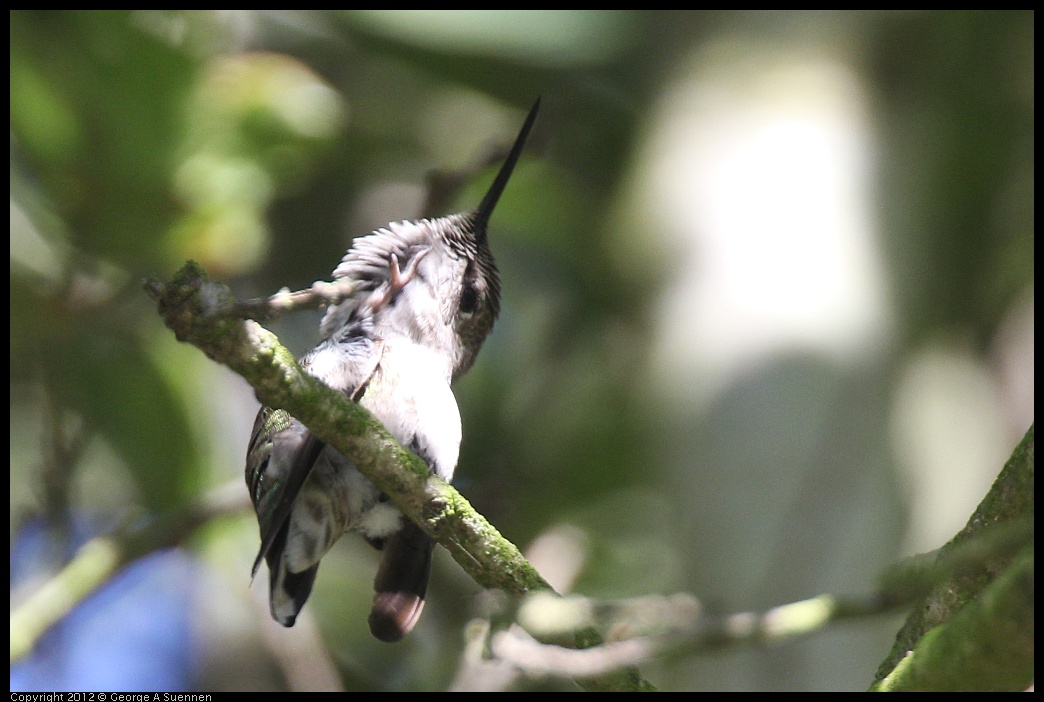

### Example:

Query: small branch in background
xmin=452 ymin=516 xmax=1033 ymax=686
xmin=40 ymin=385 xmax=86 ymax=525
xmin=422 ymin=126 xmax=531 ymax=218
xmin=482 ymin=590 xmax=866 ymax=680
xmin=450 ymin=618 xmax=523 ymax=693
xmin=9 ymin=480 xmax=250 ymax=663
xmin=492 ymin=625 xmax=661 ymax=681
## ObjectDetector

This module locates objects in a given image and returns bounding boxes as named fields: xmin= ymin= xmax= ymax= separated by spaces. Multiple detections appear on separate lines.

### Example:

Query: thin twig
xmin=203 ymin=278 xmax=358 ymax=322
xmin=10 ymin=481 xmax=249 ymax=662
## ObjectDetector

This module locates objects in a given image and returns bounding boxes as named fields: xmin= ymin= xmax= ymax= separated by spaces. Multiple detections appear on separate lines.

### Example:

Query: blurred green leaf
xmin=10 ymin=10 xmax=201 ymax=273
xmin=48 ymin=324 xmax=203 ymax=513
xmin=345 ymin=10 xmax=637 ymax=66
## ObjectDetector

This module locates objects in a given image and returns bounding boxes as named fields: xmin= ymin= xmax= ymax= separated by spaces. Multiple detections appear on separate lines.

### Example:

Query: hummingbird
xmin=245 ymin=99 xmax=539 ymax=642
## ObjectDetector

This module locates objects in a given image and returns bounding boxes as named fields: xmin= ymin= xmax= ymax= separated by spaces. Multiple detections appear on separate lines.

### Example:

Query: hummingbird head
xmin=320 ymin=99 xmax=539 ymax=380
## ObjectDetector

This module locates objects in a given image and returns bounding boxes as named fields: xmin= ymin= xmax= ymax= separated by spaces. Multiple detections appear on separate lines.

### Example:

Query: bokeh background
xmin=10 ymin=10 xmax=1033 ymax=692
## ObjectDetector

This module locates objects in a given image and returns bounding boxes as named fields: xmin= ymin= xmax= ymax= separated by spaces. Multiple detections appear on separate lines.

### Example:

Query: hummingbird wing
xmin=246 ymin=407 xmax=326 ymax=579
xmin=245 ymin=407 xmax=326 ymax=626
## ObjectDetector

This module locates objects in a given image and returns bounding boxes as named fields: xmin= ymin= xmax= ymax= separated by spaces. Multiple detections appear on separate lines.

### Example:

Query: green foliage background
xmin=10 ymin=10 xmax=1033 ymax=691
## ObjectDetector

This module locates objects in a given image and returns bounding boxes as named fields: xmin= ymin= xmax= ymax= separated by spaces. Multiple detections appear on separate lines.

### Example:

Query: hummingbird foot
xmin=366 ymin=246 xmax=431 ymax=312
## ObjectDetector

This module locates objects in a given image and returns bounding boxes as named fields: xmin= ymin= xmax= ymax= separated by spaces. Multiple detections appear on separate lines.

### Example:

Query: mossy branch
xmin=871 ymin=424 xmax=1034 ymax=691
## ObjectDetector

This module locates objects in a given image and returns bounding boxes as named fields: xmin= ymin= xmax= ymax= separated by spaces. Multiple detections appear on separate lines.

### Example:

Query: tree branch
xmin=872 ymin=546 xmax=1033 ymax=691
xmin=871 ymin=423 xmax=1034 ymax=691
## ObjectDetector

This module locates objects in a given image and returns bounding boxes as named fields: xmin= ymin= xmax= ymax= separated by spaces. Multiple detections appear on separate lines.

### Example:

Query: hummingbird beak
xmin=472 ymin=97 xmax=541 ymax=242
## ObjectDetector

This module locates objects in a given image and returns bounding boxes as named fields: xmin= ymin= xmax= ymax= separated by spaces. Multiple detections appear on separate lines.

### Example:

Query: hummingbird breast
xmin=358 ymin=335 xmax=461 ymax=482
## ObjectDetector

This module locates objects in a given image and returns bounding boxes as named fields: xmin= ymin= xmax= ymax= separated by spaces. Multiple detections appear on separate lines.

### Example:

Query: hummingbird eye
xmin=459 ymin=282 xmax=479 ymax=315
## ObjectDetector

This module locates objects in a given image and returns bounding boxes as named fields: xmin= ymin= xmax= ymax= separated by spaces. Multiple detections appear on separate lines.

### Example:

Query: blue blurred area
xmin=10 ymin=516 xmax=200 ymax=692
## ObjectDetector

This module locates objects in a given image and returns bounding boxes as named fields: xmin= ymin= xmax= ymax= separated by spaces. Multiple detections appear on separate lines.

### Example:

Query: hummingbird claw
xmin=367 ymin=247 xmax=431 ymax=312
xmin=390 ymin=246 xmax=430 ymax=292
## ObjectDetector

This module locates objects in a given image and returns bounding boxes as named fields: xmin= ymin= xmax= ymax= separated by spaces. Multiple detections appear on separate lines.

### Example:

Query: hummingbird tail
xmin=265 ymin=522 xmax=320 ymax=627
xmin=368 ymin=521 xmax=434 ymax=642
xmin=270 ymin=562 xmax=319 ymax=627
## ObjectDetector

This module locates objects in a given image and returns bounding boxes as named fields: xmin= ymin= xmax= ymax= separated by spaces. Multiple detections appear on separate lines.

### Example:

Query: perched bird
xmin=246 ymin=99 xmax=539 ymax=642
